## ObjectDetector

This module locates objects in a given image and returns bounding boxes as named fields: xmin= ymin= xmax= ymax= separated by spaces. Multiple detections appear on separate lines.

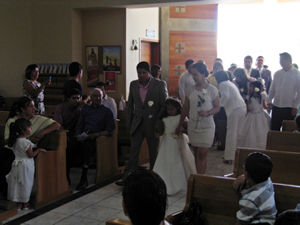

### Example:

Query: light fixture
xmin=131 ymin=39 xmax=138 ymax=50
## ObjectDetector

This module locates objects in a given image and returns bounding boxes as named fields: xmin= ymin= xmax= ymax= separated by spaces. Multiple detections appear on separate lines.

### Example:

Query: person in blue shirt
xmin=67 ymin=88 xmax=115 ymax=190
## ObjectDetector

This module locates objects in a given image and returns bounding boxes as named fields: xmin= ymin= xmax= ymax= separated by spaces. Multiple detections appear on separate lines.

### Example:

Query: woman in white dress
xmin=153 ymin=97 xmax=196 ymax=195
xmin=238 ymin=80 xmax=271 ymax=149
xmin=6 ymin=118 xmax=46 ymax=210
xmin=215 ymin=71 xmax=246 ymax=164
xmin=176 ymin=62 xmax=220 ymax=174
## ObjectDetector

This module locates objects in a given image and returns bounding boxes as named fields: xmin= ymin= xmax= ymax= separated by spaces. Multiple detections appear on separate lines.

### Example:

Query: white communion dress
xmin=153 ymin=114 xmax=197 ymax=195
xmin=6 ymin=138 xmax=35 ymax=203
xmin=237 ymin=92 xmax=271 ymax=149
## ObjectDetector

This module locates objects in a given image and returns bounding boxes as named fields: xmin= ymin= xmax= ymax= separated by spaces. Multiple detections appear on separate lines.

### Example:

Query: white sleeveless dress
xmin=6 ymin=138 xmax=35 ymax=202
xmin=237 ymin=92 xmax=271 ymax=149
xmin=153 ymin=115 xmax=197 ymax=195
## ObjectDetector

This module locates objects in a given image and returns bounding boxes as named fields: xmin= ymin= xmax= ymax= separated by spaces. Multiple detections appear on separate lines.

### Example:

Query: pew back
xmin=233 ymin=148 xmax=300 ymax=185
xmin=282 ymin=120 xmax=297 ymax=132
xmin=95 ymin=120 xmax=119 ymax=183
xmin=35 ymin=130 xmax=72 ymax=208
xmin=0 ymin=111 xmax=9 ymax=125
xmin=266 ymin=131 xmax=300 ymax=152
xmin=166 ymin=175 xmax=300 ymax=225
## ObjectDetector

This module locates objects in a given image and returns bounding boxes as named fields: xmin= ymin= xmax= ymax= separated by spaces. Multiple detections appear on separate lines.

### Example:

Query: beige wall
xmin=81 ymin=8 xmax=126 ymax=100
xmin=0 ymin=2 xmax=32 ymax=97
xmin=126 ymin=8 xmax=159 ymax=96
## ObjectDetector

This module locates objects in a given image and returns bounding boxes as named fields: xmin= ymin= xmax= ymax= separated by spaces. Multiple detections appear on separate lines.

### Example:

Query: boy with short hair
xmin=233 ymin=152 xmax=277 ymax=225
xmin=122 ymin=168 xmax=169 ymax=225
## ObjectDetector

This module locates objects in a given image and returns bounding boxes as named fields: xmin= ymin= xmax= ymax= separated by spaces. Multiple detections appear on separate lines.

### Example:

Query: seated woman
xmin=23 ymin=64 xmax=51 ymax=114
xmin=0 ymin=96 xmax=60 ymax=199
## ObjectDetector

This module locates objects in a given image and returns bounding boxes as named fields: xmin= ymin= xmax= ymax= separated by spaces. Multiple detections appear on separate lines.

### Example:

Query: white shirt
xmin=179 ymin=71 xmax=195 ymax=104
xmin=219 ymin=81 xmax=246 ymax=117
xmin=267 ymin=66 xmax=300 ymax=108
xmin=244 ymin=68 xmax=252 ymax=77
xmin=102 ymin=95 xmax=118 ymax=119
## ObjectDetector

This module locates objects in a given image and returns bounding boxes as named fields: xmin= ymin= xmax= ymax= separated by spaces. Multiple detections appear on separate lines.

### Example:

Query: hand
xmin=38 ymin=148 xmax=47 ymax=153
xmin=233 ymin=175 xmax=245 ymax=191
xmin=154 ymin=132 xmax=160 ymax=138
xmin=291 ymin=108 xmax=298 ymax=116
xmin=42 ymin=79 xmax=51 ymax=87
xmin=88 ymin=133 xmax=98 ymax=140
xmin=198 ymin=110 xmax=207 ymax=117
xmin=175 ymin=125 xmax=182 ymax=135
xmin=267 ymin=103 xmax=273 ymax=109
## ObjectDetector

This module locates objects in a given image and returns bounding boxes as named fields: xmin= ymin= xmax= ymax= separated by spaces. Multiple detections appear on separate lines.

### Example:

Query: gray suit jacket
xmin=126 ymin=77 xmax=168 ymax=137
xmin=261 ymin=68 xmax=272 ymax=94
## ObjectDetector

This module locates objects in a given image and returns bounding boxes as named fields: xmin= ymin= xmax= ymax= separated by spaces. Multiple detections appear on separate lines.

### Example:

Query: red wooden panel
xmin=169 ymin=31 xmax=217 ymax=97
xmin=170 ymin=5 xmax=218 ymax=19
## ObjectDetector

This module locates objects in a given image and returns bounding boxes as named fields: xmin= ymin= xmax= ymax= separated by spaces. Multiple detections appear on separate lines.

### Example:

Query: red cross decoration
xmin=175 ymin=6 xmax=186 ymax=13
xmin=175 ymin=65 xmax=185 ymax=75
xmin=175 ymin=43 xmax=185 ymax=54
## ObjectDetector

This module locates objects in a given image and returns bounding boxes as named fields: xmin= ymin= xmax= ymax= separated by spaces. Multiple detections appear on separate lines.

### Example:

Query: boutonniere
xmin=148 ymin=101 xmax=154 ymax=118
xmin=254 ymin=87 xmax=260 ymax=93
xmin=240 ymin=88 xmax=244 ymax=93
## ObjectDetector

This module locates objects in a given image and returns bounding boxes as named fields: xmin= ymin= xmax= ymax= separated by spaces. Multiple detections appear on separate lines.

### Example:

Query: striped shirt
xmin=237 ymin=178 xmax=277 ymax=225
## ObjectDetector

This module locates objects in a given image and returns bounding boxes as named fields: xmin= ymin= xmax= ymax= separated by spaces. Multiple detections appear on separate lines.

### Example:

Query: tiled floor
xmin=3 ymin=147 xmax=233 ymax=225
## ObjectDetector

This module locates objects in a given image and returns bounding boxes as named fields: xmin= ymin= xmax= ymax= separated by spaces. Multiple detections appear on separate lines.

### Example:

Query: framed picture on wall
xmin=104 ymin=71 xmax=116 ymax=92
xmin=86 ymin=46 xmax=99 ymax=87
xmin=102 ymin=46 xmax=121 ymax=73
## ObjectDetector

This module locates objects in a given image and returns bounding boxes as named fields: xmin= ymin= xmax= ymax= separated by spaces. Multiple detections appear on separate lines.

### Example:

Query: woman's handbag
xmin=180 ymin=198 xmax=206 ymax=225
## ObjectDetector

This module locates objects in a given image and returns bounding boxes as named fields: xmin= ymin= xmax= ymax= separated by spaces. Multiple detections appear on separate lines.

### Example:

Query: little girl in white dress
xmin=6 ymin=118 xmax=46 ymax=210
xmin=153 ymin=97 xmax=196 ymax=195
xmin=238 ymin=80 xmax=271 ymax=149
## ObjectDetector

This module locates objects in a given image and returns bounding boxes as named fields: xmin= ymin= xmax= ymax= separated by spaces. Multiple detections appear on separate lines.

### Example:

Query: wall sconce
xmin=131 ymin=39 xmax=138 ymax=50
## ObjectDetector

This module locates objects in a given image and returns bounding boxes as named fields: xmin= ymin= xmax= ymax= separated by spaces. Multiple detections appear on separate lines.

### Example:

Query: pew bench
xmin=0 ymin=111 xmax=9 ymax=126
xmin=266 ymin=130 xmax=300 ymax=152
xmin=166 ymin=174 xmax=300 ymax=225
xmin=95 ymin=121 xmax=119 ymax=183
xmin=231 ymin=148 xmax=300 ymax=186
xmin=117 ymin=110 xmax=149 ymax=170
xmin=35 ymin=129 xmax=72 ymax=209
xmin=106 ymin=218 xmax=131 ymax=225
xmin=282 ymin=120 xmax=297 ymax=132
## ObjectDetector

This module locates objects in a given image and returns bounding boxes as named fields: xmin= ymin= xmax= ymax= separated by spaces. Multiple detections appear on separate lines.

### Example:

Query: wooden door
xmin=140 ymin=39 xmax=160 ymax=66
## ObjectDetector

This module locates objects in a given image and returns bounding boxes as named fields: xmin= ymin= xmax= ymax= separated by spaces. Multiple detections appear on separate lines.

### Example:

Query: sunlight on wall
xmin=217 ymin=1 xmax=300 ymax=74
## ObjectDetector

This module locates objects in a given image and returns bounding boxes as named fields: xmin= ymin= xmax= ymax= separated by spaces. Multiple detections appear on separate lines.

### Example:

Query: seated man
xmin=54 ymin=88 xmax=82 ymax=142
xmin=233 ymin=152 xmax=277 ymax=225
xmin=122 ymin=168 xmax=170 ymax=225
xmin=96 ymin=82 xmax=117 ymax=119
xmin=67 ymin=88 xmax=115 ymax=190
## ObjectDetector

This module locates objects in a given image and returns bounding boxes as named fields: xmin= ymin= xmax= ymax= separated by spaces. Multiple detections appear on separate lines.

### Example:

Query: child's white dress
xmin=6 ymin=138 xmax=35 ymax=202
xmin=237 ymin=92 xmax=271 ymax=149
xmin=153 ymin=114 xmax=197 ymax=195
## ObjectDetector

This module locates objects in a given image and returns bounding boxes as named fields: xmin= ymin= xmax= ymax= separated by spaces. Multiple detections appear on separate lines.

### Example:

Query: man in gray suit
xmin=116 ymin=61 xmax=168 ymax=186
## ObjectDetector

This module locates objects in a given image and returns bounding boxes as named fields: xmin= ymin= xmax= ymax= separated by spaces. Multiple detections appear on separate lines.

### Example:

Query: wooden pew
xmin=282 ymin=120 xmax=297 ymax=132
xmin=232 ymin=148 xmax=300 ymax=186
xmin=95 ymin=120 xmax=120 ymax=183
xmin=166 ymin=174 xmax=300 ymax=225
xmin=0 ymin=111 xmax=9 ymax=125
xmin=266 ymin=131 xmax=300 ymax=152
xmin=106 ymin=218 xmax=131 ymax=225
xmin=117 ymin=110 xmax=149 ymax=168
xmin=35 ymin=129 xmax=72 ymax=209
